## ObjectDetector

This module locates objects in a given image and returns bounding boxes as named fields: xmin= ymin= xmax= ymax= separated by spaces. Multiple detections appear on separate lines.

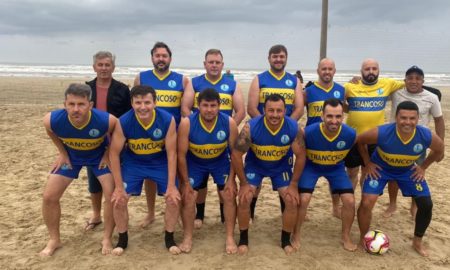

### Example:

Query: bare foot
xmin=238 ymin=245 xmax=249 ymax=255
xmin=382 ymin=204 xmax=397 ymax=218
xmin=332 ymin=206 xmax=342 ymax=219
xmin=225 ymin=237 xmax=238 ymax=254
xmin=290 ymin=236 xmax=301 ymax=250
xmin=101 ymin=239 xmax=113 ymax=255
xmin=283 ymin=245 xmax=296 ymax=255
xmin=139 ymin=214 xmax=155 ymax=228
xmin=39 ymin=239 xmax=62 ymax=257
xmin=342 ymin=238 xmax=357 ymax=252
xmin=169 ymin=245 xmax=182 ymax=255
xmin=413 ymin=238 xmax=429 ymax=257
xmin=179 ymin=238 xmax=193 ymax=253
xmin=112 ymin=247 xmax=124 ymax=256
xmin=194 ymin=219 xmax=203 ymax=229
xmin=358 ymin=238 xmax=367 ymax=252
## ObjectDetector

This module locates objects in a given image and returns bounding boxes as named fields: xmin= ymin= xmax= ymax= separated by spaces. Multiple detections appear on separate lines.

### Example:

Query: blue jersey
xmin=304 ymin=122 xmax=356 ymax=170
xmin=305 ymin=82 xmax=345 ymax=126
xmin=187 ymin=111 xmax=230 ymax=166
xmin=371 ymin=123 xmax=432 ymax=174
xmin=139 ymin=70 xmax=184 ymax=124
xmin=245 ymin=115 xmax=298 ymax=173
xmin=257 ymin=70 xmax=297 ymax=117
xmin=120 ymin=108 xmax=174 ymax=166
xmin=50 ymin=108 xmax=109 ymax=166
xmin=192 ymin=74 xmax=236 ymax=116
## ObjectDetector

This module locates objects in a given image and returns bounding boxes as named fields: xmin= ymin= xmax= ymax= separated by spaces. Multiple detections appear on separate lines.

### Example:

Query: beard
xmin=270 ymin=62 xmax=286 ymax=73
xmin=153 ymin=61 xmax=170 ymax=73
xmin=362 ymin=73 xmax=379 ymax=84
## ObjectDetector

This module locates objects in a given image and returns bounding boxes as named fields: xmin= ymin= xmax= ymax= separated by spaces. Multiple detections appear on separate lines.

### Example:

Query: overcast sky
xmin=1 ymin=0 xmax=449 ymax=72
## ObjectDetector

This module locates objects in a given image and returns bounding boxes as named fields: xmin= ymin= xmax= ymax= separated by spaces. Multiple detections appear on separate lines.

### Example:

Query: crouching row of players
xmin=40 ymin=83 xmax=443 ymax=257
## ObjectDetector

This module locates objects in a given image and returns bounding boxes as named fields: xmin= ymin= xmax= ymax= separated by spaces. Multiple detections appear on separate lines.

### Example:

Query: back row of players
xmin=40 ymin=42 xmax=445 ymax=257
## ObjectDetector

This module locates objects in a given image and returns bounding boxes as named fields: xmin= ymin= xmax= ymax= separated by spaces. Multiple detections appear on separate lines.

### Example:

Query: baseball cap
xmin=405 ymin=65 xmax=424 ymax=77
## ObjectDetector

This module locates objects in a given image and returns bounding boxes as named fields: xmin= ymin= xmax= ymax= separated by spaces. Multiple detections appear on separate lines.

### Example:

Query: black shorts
xmin=344 ymin=144 xmax=376 ymax=168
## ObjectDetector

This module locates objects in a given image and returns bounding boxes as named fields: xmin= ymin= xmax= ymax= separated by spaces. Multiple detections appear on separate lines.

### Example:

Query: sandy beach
xmin=1 ymin=76 xmax=449 ymax=270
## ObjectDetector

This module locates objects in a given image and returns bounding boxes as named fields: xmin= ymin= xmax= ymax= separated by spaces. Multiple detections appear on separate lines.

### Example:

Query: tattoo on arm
xmin=295 ymin=127 xmax=305 ymax=148
xmin=234 ymin=124 xmax=251 ymax=152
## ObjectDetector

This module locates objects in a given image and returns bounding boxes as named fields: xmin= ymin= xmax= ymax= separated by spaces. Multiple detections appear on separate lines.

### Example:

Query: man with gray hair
xmin=84 ymin=51 xmax=131 ymax=231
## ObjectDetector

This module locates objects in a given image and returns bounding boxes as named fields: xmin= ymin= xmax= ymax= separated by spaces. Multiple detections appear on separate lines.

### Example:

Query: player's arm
xmin=181 ymin=76 xmax=194 ymax=117
xmin=232 ymin=83 xmax=246 ymax=126
xmin=227 ymin=117 xmax=239 ymax=182
xmin=109 ymin=120 xmax=127 ymax=206
xmin=133 ymin=74 xmax=140 ymax=86
xmin=164 ymin=118 xmax=181 ymax=202
xmin=99 ymin=115 xmax=118 ymax=169
xmin=290 ymin=78 xmax=305 ymax=120
xmin=343 ymin=84 xmax=350 ymax=113
xmin=43 ymin=112 xmax=71 ymax=172
xmin=290 ymin=127 xmax=306 ymax=187
xmin=412 ymin=133 xmax=445 ymax=181
xmin=357 ymin=128 xmax=381 ymax=179
xmin=231 ymin=123 xmax=251 ymax=185
xmin=177 ymin=117 xmax=191 ymax=189
xmin=389 ymin=79 xmax=405 ymax=93
xmin=434 ymin=116 xmax=445 ymax=141
xmin=247 ymin=76 xmax=261 ymax=118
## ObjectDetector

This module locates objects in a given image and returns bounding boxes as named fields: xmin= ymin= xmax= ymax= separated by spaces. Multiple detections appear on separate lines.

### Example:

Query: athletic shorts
xmin=121 ymin=163 xmax=174 ymax=196
xmin=87 ymin=167 xmax=102 ymax=193
xmin=188 ymin=160 xmax=229 ymax=191
xmin=362 ymin=169 xmax=431 ymax=197
xmin=53 ymin=164 xmax=110 ymax=179
xmin=298 ymin=165 xmax=353 ymax=194
xmin=244 ymin=165 xmax=292 ymax=190
xmin=344 ymin=144 xmax=377 ymax=168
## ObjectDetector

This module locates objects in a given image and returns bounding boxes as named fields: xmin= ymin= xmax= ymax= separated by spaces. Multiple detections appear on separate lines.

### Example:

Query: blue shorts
xmin=298 ymin=165 xmax=353 ymax=194
xmin=53 ymin=164 xmax=110 ymax=179
xmin=362 ymin=169 xmax=431 ymax=197
xmin=188 ymin=160 xmax=230 ymax=190
xmin=244 ymin=165 xmax=292 ymax=190
xmin=122 ymin=163 xmax=174 ymax=196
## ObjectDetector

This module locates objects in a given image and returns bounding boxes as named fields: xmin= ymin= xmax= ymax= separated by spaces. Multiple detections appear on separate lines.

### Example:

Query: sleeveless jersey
xmin=139 ymin=70 xmax=184 ymax=124
xmin=371 ymin=123 xmax=432 ymax=173
xmin=50 ymin=108 xmax=109 ymax=166
xmin=187 ymin=111 xmax=230 ymax=166
xmin=304 ymin=122 xmax=356 ymax=170
xmin=305 ymin=81 xmax=345 ymax=126
xmin=257 ymin=70 xmax=297 ymax=116
xmin=192 ymin=74 xmax=236 ymax=116
xmin=245 ymin=115 xmax=298 ymax=172
xmin=120 ymin=108 xmax=173 ymax=165
xmin=345 ymin=78 xmax=404 ymax=134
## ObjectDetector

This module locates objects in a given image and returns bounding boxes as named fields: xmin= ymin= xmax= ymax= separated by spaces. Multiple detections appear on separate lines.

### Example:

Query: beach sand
xmin=1 ymin=77 xmax=449 ymax=269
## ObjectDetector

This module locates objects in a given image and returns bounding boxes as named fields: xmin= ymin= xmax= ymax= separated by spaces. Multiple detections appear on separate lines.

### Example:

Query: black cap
xmin=405 ymin=65 xmax=424 ymax=77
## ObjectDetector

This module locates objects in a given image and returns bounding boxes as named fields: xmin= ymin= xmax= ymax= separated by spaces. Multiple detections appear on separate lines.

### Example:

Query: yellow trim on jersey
xmin=128 ymin=138 xmax=165 ymax=155
xmin=320 ymin=123 xmax=342 ymax=142
xmin=377 ymin=148 xmax=419 ymax=167
xmin=268 ymin=70 xmax=286 ymax=81
xmin=193 ymin=93 xmax=233 ymax=110
xmin=189 ymin=141 xmax=228 ymax=159
xmin=396 ymin=127 xmax=416 ymax=145
xmin=135 ymin=109 xmax=156 ymax=130
xmin=205 ymin=74 xmax=223 ymax=85
xmin=60 ymin=136 xmax=105 ymax=151
xmin=155 ymin=89 xmax=182 ymax=107
xmin=307 ymin=101 xmax=324 ymax=118
xmin=250 ymin=144 xmax=290 ymax=161
xmin=68 ymin=111 xmax=91 ymax=130
xmin=314 ymin=81 xmax=335 ymax=93
xmin=199 ymin=115 xmax=217 ymax=133
xmin=152 ymin=69 xmax=171 ymax=81
xmin=259 ymin=88 xmax=295 ymax=105
xmin=306 ymin=149 xmax=350 ymax=165
xmin=264 ymin=117 xmax=284 ymax=136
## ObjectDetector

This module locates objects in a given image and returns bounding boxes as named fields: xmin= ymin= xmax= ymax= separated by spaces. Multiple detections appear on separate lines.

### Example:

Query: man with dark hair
xmin=232 ymin=94 xmax=305 ymax=255
xmin=40 ymin=83 xmax=117 ymax=256
xmin=357 ymin=100 xmax=444 ymax=257
xmin=84 ymin=50 xmax=131 ymax=231
xmin=292 ymin=98 xmax=357 ymax=251
xmin=109 ymin=85 xmax=181 ymax=255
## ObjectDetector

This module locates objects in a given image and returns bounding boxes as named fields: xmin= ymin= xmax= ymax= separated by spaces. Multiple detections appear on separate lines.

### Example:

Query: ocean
xmin=1 ymin=63 xmax=450 ymax=86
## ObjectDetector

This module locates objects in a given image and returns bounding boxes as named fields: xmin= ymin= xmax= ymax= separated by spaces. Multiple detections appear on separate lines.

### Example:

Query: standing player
xmin=357 ymin=101 xmax=444 ymax=257
xmin=134 ymin=41 xmax=193 ymax=228
xmin=182 ymin=48 xmax=245 ymax=228
xmin=40 ymin=84 xmax=117 ymax=256
xmin=232 ymin=94 xmax=306 ymax=255
xmin=178 ymin=89 xmax=239 ymax=254
xmin=292 ymin=99 xmax=357 ymax=251
xmin=109 ymin=85 xmax=181 ymax=255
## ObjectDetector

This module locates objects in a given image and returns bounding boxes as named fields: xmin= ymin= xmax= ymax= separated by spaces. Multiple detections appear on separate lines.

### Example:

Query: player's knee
xmin=283 ymin=195 xmax=297 ymax=209
xmin=166 ymin=196 xmax=180 ymax=209
xmin=42 ymin=192 xmax=59 ymax=205
xmin=341 ymin=195 xmax=355 ymax=208
xmin=415 ymin=196 xmax=433 ymax=212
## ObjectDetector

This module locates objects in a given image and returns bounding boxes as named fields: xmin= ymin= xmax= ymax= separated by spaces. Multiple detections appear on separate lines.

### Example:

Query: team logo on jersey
xmin=122 ymin=182 xmax=127 ymax=190
xmin=377 ymin=88 xmax=384 ymax=95
xmin=216 ymin=130 xmax=226 ymax=140
xmin=61 ymin=164 xmax=70 ymax=170
xmin=413 ymin=143 xmax=423 ymax=153
xmin=336 ymin=141 xmax=346 ymax=149
xmin=246 ymin=173 xmax=255 ymax=180
xmin=153 ymin=128 xmax=162 ymax=139
xmin=285 ymin=79 xmax=293 ymax=87
xmin=333 ymin=91 xmax=341 ymax=98
xmin=189 ymin=177 xmax=195 ymax=187
xmin=369 ymin=179 xmax=379 ymax=188
xmin=89 ymin=129 xmax=100 ymax=137
xmin=281 ymin=135 xmax=290 ymax=145
xmin=168 ymin=80 xmax=177 ymax=88
xmin=220 ymin=84 xmax=230 ymax=91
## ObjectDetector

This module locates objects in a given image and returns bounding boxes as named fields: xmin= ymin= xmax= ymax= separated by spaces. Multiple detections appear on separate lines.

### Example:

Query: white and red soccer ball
xmin=363 ymin=230 xmax=390 ymax=255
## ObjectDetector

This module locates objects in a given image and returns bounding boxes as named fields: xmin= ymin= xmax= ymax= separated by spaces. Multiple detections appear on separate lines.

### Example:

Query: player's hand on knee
xmin=111 ymin=187 xmax=128 ymax=208
xmin=284 ymin=184 xmax=299 ymax=206
xmin=411 ymin=165 xmax=426 ymax=182
xmin=181 ymin=184 xmax=196 ymax=203
xmin=363 ymin=162 xmax=381 ymax=180
xmin=165 ymin=186 xmax=181 ymax=205
xmin=51 ymin=153 xmax=72 ymax=173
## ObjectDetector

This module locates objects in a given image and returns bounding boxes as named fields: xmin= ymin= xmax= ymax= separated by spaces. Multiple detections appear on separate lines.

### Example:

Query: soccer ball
xmin=363 ymin=230 xmax=390 ymax=255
